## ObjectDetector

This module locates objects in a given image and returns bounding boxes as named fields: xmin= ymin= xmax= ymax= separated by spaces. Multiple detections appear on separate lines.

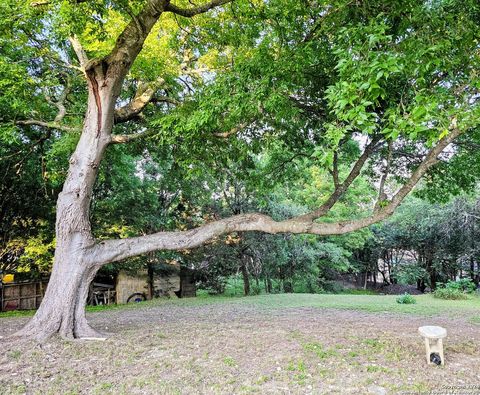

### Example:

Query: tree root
xmin=74 ymin=322 xmax=106 ymax=339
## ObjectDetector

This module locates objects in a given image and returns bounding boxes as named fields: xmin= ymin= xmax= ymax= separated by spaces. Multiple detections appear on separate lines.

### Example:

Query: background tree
xmin=354 ymin=196 xmax=480 ymax=291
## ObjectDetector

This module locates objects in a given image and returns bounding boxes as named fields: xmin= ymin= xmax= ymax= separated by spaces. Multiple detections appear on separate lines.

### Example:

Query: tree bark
xmin=240 ymin=259 xmax=250 ymax=296
xmin=14 ymin=0 xmax=239 ymax=341
xmin=15 ymin=62 xmax=117 ymax=340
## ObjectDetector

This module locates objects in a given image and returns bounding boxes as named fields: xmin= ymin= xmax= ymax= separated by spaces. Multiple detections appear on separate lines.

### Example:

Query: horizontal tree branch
xmin=112 ymin=118 xmax=252 ymax=144
xmin=91 ymin=126 xmax=462 ymax=266
xmin=213 ymin=121 xmax=251 ymax=138
xmin=151 ymin=96 xmax=181 ymax=106
xmin=110 ymin=128 xmax=157 ymax=144
xmin=15 ymin=120 xmax=79 ymax=133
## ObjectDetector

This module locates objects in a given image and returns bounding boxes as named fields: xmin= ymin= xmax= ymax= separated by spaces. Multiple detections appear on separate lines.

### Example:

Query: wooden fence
xmin=0 ymin=279 xmax=49 ymax=311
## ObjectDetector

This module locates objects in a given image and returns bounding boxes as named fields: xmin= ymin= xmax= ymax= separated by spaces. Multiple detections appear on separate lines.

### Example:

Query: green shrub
xmin=434 ymin=279 xmax=476 ymax=300
xmin=396 ymin=293 xmax=416 ymax=304
xmin=433 ymin=287 xmax=469 ymax=300
xmin=444 ymin=279 xmax=476 ymax=293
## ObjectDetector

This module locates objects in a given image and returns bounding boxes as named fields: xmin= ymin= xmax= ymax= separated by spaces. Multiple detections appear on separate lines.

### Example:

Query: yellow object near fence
xmin=2 ymin=274 xmax=14 ymax=283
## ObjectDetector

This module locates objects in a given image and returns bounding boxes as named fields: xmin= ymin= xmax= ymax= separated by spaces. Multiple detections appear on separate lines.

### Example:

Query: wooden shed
xmin=178 ymin=266 xmax=196 ymax=298
xmin=115 ymin=264 xmax=196 ymax=303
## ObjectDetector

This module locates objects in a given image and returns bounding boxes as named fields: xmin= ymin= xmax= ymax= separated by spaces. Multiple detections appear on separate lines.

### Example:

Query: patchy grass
xmin=274 ymin=293 xmax=478 ymax=316
xmin=0 ymin=309 xmax=36 ymax=318
xmin=1 ymin=293 xmax=480 ymax=394
xmin=302 ymin=342 xmax=339 ymax=359
xmin=188 ymin=292 xmax=480 ymax=318
xmin=469 ymin=315 xmax=480 ymax=325
xmin=2 ymin=292 xmax=479 ymax=319
xmin=223 ymin=356 xmax=237 ymax=367
xmin=339 ymin=288 xmax=379 ymax=295
xmin=0 ymin=298 xmax=154 ymax=319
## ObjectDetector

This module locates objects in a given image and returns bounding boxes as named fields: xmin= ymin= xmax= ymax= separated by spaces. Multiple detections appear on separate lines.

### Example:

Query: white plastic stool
xmin=418 ymin=326 xmax=447 ymax=365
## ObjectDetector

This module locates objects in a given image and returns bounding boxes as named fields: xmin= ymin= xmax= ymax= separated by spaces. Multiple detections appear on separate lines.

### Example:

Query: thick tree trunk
xmin=17 ymin=260 xmax=87 ymax=339
xmin=16 ymin=66 xmax=116 ymax=340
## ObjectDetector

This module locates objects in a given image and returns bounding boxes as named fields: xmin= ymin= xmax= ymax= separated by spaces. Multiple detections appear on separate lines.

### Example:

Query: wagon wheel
xmin=126 ymin=292 xmax=147 ymax=303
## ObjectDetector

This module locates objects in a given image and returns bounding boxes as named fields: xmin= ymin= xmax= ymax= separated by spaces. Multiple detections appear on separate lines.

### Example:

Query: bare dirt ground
xmin=0 ymin=295 xmax=479 ymax=395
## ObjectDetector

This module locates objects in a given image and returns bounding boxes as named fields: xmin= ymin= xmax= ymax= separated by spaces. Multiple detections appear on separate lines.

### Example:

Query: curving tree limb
xmin=165 ymin=0 xmax=233 ymax=18
xmin=296 ymin=134 xmax=383 ymax=222
xmin=114 ymin=78 xmax=168 ymax=124
xmin=110 ymin=128 xmax=156 ymax=144
xmin=92 ymin=125 xmax=462 ymax=266
xmin=15 ymin=80 xmax=79 ymax=133
xmin=15 ymin=120 xmax=79 ymax=133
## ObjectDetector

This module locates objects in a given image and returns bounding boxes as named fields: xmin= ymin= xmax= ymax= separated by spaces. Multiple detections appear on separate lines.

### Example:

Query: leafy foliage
xmin=396 ymin=293 xmax=416 ymax=304
xmin=439 ymin=279 xmax=477 ymax=294
xmin=1 ymin=0 xmax=480 ymax=292
xmin=354 ymin=195 xmax=480 ymax=292
xmin=434 ymin=287 xmax=469 ymax=300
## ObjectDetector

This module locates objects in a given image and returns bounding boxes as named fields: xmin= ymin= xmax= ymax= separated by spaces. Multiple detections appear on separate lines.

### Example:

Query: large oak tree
xmin=1 ymin=0 xmax=479 ymax=340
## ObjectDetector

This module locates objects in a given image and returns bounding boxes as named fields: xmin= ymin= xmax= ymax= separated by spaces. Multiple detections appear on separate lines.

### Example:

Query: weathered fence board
xmin=0 ymin=279 xmax=49 ymax=311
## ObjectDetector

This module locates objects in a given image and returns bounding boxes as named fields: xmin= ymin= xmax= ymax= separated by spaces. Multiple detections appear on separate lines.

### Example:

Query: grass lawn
xmin=1 ymin=293 xmax=479 ymax=394
xmin=1 ymin=292 xmax=479 ymax=319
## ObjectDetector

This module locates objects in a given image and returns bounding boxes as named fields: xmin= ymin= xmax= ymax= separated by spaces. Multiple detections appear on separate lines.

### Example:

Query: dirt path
xmin=1 ymin=298 xmax=479 ymax=394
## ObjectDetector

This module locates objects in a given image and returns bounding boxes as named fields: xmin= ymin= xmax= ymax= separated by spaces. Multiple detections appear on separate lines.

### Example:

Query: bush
xmin=433 ymin=287 xmax=469 ymax=300
xmin=396 ymin=293 xmax=416 ymax=304
xmin=444 ymin=279 xmax=476 ymax=294
xmin=434 ymin=279 xmax=476 ymax=300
